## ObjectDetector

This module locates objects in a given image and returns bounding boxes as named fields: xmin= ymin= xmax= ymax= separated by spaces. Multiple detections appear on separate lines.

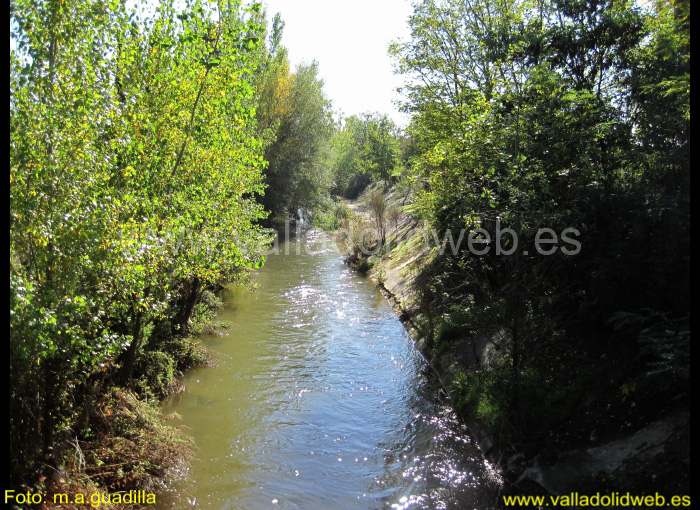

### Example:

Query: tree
xmin=254 ymin=13 xmax=335 ymax=222
xmin=390 ymin=0 xmax=689 ymax=439
xmin=10 ymin=0 xmax=270 ymax=483
xmin=330 ymin=113 xmax=402 ymax=197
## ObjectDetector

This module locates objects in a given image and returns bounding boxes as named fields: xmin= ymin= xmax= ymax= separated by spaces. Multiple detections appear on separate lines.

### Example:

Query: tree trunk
xmin=172 ymin=277 xmax=201 ymax=336
xmin=118 ymin=308 xmax=144 ymax=385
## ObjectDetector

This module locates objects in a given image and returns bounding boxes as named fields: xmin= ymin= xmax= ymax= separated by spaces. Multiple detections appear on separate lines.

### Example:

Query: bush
xmin=337 ymin=215 xmax=379 ymax=265
xmin=368 ymin=190 xmax=387 ymax=245
xmin=76 ymin=389 xmax=194 ymax=492
xmin=435 ymin=309 xmax=470 ymax=345
xmin=189 ymin=290 xmax=224 ymax=336
xmin=355 ymin=258 xmax=374 ymax=274
xmin=387 ymin=205 xmax=402 ymax=230
xmin=452 ymin=367 xmax=512 ymax=441
xmin=133 ymin=351 xmax=177 ymax=400
xmin=451 ymin=363 xmax=582 ymax=446
xmin=312 ymin=201 xmax=354 ymax=232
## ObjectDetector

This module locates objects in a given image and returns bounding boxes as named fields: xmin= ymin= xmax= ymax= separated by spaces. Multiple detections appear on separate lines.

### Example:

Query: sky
xmin=260 ymin=0 xmax=414 ymax=127
xmin=10 ymin=0 xmax=415 ymax=125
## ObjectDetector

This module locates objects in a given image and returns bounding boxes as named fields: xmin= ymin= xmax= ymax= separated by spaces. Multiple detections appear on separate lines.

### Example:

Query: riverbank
xmin=20 ymin=292 xmax=231 ymax=510
xmin=341 ymin=184 xmax=690 ymax=500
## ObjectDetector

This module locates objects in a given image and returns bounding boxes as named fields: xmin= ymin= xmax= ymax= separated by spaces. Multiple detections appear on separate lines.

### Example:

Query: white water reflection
xmin=159 ymin=231 xmax=501 ymax=509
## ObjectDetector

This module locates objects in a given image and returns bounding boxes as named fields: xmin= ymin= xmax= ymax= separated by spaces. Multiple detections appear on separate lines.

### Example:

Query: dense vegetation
xmin=388 ymin=0 xmax=689 ymax=465
xmin=254 ymin=13 xmax=336 ymax=224
xmin=10 ymin=0 xmax=689 ymax=499
xmin=10 ymin=0 xmax=273 ymax=492
xmin=330 ymin=113 xmax=404 ymax=198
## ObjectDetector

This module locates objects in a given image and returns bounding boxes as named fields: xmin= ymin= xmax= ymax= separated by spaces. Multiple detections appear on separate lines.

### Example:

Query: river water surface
xmin=159 ymin=231 xmax=500 ymax=509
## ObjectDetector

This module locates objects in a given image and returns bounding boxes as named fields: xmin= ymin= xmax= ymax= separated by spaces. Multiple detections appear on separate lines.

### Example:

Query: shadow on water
xmin=159 ymin=230 xmax=502 ymax=509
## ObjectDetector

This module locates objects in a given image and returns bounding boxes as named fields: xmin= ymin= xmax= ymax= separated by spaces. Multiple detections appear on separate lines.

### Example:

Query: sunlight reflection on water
xmin=159 ymin=231 xmax=501 ymax=509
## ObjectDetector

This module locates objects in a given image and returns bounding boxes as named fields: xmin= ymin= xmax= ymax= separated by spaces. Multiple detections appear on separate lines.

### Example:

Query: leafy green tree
xmin=11 ymin=0 xmax=270 ymax=484
xmin=330 ymin=113 xmax=402 ymax=197
xmin=391 ymin=0 xmax=689 ymax=439
xmin=254 ymin=14 xmax=335 ymax=222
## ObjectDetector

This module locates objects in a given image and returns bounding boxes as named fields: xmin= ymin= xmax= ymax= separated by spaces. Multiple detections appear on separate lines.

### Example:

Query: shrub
xmin=451 ymin=363 xmax=583 ymax=446
xmin=368 ymin=190 xmax=387 ymax=245
xmin=337 ymin=215 xmax=378 ymax=265
xmin=189 ymin=290 xmax=224 ymax=336
xmin=435 ymin=309 xmax=470 ymax=345
xmin=133 ymin=351 xmax=177 ymax=400
xmin=312 ymin=202 xmax=353 ymax=232
xmin=77 ymin=389 xmax=194 ymax=492
xmin=387 ymin=205 xmax=402 ymax=230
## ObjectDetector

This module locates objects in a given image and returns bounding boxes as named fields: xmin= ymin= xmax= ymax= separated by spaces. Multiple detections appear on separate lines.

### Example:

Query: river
xmin=159 ymin=230 xmax=500 ymax=509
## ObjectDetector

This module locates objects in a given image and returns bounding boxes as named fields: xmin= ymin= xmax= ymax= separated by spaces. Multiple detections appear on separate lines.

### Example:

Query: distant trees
xmin=255 ymin=14 xmax=405 ymax=214
xmin=330 ymin=113 xmax=402 ymax=198
xmin=254 ymin=13 xmax=335 ymax=223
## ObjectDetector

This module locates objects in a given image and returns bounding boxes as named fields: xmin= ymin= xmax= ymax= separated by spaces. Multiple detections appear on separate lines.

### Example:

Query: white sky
xmin=11 ymin=1 xmax=415 ymax=125
xmin=260 ymin=0 xmax=414 ymax=127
